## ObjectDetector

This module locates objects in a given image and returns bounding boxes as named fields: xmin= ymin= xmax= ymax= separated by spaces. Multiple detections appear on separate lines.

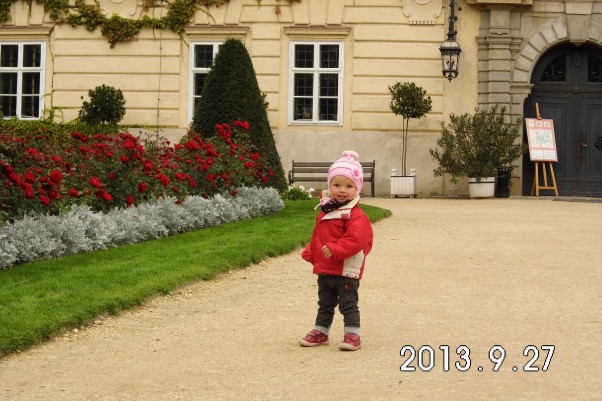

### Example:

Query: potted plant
xmin=389 ymin=82 xmax=432 ymax=197
xmin=429 ymin=105 xmax=527 ymax=198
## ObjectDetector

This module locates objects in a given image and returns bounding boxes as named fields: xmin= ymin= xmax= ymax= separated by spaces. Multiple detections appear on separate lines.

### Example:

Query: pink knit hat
xmin=327 ymin=150 xmax=364 ymax=194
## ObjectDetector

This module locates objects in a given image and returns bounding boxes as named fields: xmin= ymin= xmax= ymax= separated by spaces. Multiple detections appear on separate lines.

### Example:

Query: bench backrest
xmin=291 ymin=161 xmax=375 ymax=178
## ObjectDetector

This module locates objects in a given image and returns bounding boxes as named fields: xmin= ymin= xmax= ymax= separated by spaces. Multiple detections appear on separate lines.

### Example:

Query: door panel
xmin=523 ymin=94 xmax=576 ymax=195
xmin=580 ymin=95 xmax=602 ymax=196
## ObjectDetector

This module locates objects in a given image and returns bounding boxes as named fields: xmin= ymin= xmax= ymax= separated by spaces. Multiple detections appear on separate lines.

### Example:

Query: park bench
xmin=288 ymin=160 xmax=376 ymax=197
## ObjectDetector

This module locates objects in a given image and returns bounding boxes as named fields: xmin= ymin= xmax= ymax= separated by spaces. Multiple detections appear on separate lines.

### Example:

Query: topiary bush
xmin=191 ymin=38 xmax=287 ymax=192
xmin=79 ymin=84 xmax=126 ymax=130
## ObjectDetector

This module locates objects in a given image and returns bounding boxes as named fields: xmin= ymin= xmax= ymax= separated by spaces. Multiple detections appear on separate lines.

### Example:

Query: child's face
xmin=329 ymin=175 xmax=357 ymax=202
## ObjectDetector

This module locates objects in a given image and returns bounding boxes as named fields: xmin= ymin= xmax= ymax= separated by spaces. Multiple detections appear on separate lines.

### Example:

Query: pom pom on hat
xmin=327 ymin=150 xmax=364 ymax=195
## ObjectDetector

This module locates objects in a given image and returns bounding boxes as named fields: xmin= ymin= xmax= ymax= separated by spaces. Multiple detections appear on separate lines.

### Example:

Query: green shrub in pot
xmin=429 ymin=105 xmax=527 ymax=183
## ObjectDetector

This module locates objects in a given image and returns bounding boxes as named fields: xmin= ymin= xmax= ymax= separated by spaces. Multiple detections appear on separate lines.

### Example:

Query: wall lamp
xmin=439 ymin=0 xmax=462 ymax=81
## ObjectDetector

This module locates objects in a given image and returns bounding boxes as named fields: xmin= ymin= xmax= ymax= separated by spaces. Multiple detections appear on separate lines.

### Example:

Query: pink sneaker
xmin=299 ymin=329 xmax=329 ymax=347
xmin=339 ymin=333 xmax=361 ymax=351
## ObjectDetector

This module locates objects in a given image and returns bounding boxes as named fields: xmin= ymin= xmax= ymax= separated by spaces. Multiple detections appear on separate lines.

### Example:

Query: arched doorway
xmin=522 ymin=43 xmax=602 ymax=197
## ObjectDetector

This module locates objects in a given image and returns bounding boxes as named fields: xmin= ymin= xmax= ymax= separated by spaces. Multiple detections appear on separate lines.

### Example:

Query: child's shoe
xmin=339 ymin=333 xmax=361 ymax=351
xmin=299 ymin=329 xmax=329 ymax=347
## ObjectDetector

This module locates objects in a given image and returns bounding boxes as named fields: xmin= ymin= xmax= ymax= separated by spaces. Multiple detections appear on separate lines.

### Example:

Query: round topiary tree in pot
xmin=388 ymin=82 xmax=432 ymax=197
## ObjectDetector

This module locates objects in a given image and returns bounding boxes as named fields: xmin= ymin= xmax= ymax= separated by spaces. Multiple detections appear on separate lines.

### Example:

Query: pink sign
xmin=525 ymin=118 xmax=558 ymax=162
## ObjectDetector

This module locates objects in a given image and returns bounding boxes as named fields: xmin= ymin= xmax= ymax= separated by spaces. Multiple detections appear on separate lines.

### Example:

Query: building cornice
xmin=283 ymin=25 xmax=352 ymax=39
xmin=0 ymin=25 xmax=53 ymax=39
xmin=184 ymin=25 xmax=249 ymax=39
xmin=466 ymin=0 xmax=533 ymax=9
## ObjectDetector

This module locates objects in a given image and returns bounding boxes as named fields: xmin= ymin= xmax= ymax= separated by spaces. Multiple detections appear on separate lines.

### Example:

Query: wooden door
xmin=523 ymin=43 xmax=602 ymax=197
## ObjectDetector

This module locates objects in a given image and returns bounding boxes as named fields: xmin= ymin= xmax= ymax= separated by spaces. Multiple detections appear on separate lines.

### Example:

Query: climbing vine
xmin=1 ymin=0 xmax=303 ymax=47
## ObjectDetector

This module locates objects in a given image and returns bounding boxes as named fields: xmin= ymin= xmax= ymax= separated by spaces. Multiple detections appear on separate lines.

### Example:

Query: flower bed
xmin=1 ymin=120 xmax=273 ymax=221
xmin=1 ymin=120 xmax=284 ymax=270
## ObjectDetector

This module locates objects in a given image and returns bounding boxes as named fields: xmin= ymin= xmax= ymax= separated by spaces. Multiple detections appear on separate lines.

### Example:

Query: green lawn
xmin=0 ymin=200 xmax=391 ymax=355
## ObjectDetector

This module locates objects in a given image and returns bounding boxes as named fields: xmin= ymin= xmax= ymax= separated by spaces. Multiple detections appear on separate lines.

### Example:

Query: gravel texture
xmin=1 ymin=197 xmax=601 ymax=401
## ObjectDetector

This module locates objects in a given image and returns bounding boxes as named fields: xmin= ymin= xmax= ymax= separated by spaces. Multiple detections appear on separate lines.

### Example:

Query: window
xmin=188 ymin=42 xmax=221 ymax=122
xmin=289 ymin=42 xmax=343 ymax=125
xmin=0 ymin=42 xmax=45 ymax=119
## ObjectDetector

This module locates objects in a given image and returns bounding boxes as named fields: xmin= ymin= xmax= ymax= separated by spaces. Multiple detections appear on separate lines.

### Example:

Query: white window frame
xmin=0 ymin=41 xmax=45 ymax=120
xmin=187 ymin=41 xmax=222 ymax=123
xmin=288 ymin=41 xmax=344 ymax=126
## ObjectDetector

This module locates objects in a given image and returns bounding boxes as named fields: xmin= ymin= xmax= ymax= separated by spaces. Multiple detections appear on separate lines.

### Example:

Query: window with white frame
xmin=289 ymin=41 xmax=343 ymax=125
xmin=0 ymin=42 xmax=45 ymax=119
xmin=188 ymin=42 xmax=222 ymax=122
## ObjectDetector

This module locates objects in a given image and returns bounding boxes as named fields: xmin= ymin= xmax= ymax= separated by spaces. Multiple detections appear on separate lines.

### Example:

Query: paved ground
xmin=1 ymin=197 xmax=601 ymax=401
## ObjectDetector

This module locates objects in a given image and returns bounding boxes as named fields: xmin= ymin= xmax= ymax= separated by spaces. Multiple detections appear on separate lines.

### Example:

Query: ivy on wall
xmin=1 ymin=0 xmax=302 ymax=47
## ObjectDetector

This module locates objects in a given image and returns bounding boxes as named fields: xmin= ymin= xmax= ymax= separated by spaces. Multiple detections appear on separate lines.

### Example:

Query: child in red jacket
xmin=299 ymin=151 xmax=374 ymax=351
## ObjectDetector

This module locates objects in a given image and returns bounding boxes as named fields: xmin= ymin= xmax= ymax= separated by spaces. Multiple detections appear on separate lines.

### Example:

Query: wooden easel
xmin=530 ymin=104 xmax=559 ymax=196
xmin=531 ymin=161 xmax=559 ymax=196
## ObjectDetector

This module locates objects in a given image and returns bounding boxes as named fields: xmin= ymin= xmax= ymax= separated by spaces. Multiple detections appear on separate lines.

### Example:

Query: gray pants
xmin=315 ymin=275 xmax=360 ymax=329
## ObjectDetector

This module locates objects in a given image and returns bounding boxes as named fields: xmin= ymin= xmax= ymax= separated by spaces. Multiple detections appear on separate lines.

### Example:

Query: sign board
xmin=525 ymin=118 xmax=558 ymax=162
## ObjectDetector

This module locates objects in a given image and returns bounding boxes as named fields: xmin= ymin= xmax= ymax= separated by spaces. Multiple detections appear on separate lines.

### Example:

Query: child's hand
xmin=322 ymin=245 xmax=332 ymax=259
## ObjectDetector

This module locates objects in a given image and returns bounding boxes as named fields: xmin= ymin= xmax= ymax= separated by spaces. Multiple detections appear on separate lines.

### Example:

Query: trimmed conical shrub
xmin=192 ymin=39 xmax=287 ymax=192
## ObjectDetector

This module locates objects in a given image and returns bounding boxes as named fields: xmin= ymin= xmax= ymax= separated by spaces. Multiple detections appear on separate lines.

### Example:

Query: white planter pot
xmin=391 ymin=175 xmax=415 ymax=198
xmin=468 ymin=177 xmax=496 ymax=198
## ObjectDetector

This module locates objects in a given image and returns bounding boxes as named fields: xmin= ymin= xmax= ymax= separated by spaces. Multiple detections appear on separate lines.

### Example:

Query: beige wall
xmin=5 ymin=1 xmax=599 ymax=196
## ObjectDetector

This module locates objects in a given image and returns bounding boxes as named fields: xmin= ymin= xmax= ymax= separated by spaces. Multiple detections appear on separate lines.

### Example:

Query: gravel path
xmin=1 ymin=197 xmax=601 ymax=401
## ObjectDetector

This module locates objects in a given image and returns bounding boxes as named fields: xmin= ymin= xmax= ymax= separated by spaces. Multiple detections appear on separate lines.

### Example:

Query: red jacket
xmin=301 ymin=197 xmax=373 ymax=279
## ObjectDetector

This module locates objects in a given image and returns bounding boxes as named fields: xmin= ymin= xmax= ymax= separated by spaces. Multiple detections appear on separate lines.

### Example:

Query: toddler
xmin=299 ymin=150 xmax=374 ymax=351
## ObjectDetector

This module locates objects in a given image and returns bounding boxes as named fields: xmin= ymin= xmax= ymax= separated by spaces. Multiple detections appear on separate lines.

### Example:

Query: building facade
xmin=2 ymin=0 xmax=601 ymax=196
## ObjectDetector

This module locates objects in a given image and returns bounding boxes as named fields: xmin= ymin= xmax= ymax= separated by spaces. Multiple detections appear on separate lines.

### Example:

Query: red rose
xmin=120 ymin=155 xmax=130 ymax=163
xmin=123 ymin=139 xmax=135 ymax=150
xmin=126 ymin=195 xmax=135 ymax=206
xmin=107 ymin=172 xmax=117 ymax=180
xmin=231 ymin=190 xmax=238 ymax=196
xmin=138 ymin=182 xmax=148 ymax=192
xmin=39 ymin=195 xmax=50 ymax=206
xmin=23 ymin=185 xmax=34 ymax=199
xmin=156 ymin=174 xmax=170 ymax=186
xmin=89 ymin=177 xmax=103 ymax=188
xmin=49 ymin=170 xmax=62 ymax=183
xmin=102 ymin=192 xmax=112 ymax=202
xmin=25 ymin=172 xmax=36 ymax=183
xmin=68 ymin=188 xmax=79 ymax=197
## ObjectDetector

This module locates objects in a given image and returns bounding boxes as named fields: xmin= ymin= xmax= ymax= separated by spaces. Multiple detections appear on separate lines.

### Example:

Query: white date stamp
xmin=399 ymin=345 xmax=555 ymax=372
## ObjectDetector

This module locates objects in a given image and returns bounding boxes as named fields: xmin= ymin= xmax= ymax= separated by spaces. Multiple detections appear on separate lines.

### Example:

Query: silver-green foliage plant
xmin=429 ymin=105 xmax=527 ymax=183
xmin=0 ymin=187 xmax=283 ymax=270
